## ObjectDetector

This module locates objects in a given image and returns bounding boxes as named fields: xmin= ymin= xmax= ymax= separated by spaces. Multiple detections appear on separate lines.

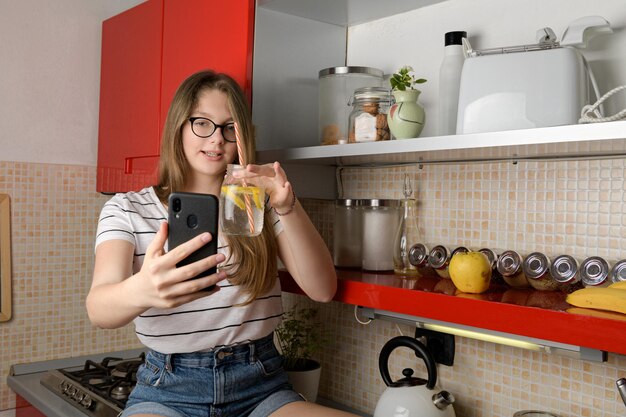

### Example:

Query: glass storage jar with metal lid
xmin=549 ymin=254 xmax=583 ymax=292
xmin=333 ymin=199 xmax=364 ymax=268
xmin=409 ymin=243 xmax=430 ymax=269
xmin=361 ymin=199 xmax=401 ymax=271
xmin=580 ymin=256 xmax=610 ymax=287
xmin=427 ymin=245 xmax=452 ymax=278
xmin=427 ymin=245 xmax=468 ymax=279
xmin=522 ymin=252 xmax=559 ymax=291
xmin=478 ymin=247 xmax=505 ymax=285
xmin=348 ymin=87 xmax=392 ymax=143
xmin=319 ymin=66 xmax=384 ymax=145
xmin=496 ymin=250 xmax=530 ymax=288
xmin=610 ymin=259 xmax=626 ymax=283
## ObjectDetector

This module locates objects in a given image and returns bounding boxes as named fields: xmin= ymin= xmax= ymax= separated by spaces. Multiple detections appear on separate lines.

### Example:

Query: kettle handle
xmin=379 ymin=335 xmax=437 ymax=390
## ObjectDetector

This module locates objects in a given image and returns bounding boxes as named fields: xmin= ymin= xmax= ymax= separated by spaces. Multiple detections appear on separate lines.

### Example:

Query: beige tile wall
xmin=0 ymin=162 xmax=140 ymax=411
xmin=1 ymin=158 xmax=625 ymax=417
xmin=297 ymin=157 xmax=626 ymax=417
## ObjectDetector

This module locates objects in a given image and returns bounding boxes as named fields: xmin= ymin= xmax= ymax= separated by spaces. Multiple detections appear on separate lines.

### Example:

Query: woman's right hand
xmin=132 ymin=222 xmax=227 ymax=310
xmin=88 ymin=222 xmax=227 ymax=329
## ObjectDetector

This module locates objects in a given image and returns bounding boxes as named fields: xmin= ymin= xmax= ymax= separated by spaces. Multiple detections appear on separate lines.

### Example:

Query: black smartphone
xmin=168 ymin=192 xmax=219 ymax=289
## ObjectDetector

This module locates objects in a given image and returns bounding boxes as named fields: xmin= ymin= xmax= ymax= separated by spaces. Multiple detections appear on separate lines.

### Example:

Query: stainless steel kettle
xmin=374 ymin=336 xmax=455 ymax=417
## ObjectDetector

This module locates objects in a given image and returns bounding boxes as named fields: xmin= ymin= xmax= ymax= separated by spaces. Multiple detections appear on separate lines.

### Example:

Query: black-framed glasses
xmin=188 ymin=117 xmax=237 ymax=142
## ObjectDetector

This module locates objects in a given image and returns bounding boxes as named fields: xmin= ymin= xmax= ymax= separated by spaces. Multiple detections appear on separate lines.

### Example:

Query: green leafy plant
xmin=390 ymin=65 xmax=427 ymax=91
xmin=275 ymin=306 xmax=326 ymax=371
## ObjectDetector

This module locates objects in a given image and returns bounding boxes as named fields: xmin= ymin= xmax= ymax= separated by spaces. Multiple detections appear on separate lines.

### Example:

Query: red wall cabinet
xmin=97 ymin=0 xmax=255 ymax=193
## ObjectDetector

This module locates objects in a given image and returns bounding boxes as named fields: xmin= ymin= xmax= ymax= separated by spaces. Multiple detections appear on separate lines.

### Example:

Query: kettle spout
xmin=432 ymin=391 xmax=455 ymax=410
xmin=617 ymin=378 xmax=626 ymax=408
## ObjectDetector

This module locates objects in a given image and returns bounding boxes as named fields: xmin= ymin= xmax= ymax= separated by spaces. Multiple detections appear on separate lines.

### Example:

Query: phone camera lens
xmin=173 ymin=198 xmax=182 ymax=213
xmin=187 ymin=214 xmax=198 ymax=229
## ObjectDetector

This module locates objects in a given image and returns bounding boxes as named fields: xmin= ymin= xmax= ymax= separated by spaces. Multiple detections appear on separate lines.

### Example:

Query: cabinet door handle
xmin=124 ymin=155 xmax=160 ymax=174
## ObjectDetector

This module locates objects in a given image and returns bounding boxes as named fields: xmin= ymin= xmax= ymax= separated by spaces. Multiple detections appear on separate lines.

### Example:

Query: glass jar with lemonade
xmin=220 ymin=164 xmax=265 ymax=237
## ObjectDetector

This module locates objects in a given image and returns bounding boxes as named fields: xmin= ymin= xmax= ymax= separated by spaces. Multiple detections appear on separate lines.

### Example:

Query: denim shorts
xmin=122 ymin=333 xmax=303 ymax=417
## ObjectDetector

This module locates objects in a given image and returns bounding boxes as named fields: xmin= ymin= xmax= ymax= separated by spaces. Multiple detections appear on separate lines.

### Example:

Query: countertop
xmin=8 ymin=349 xmax=370 ymax=417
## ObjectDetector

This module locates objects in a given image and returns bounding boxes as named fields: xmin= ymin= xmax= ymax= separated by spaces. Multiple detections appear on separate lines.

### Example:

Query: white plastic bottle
xmin=438 ymin=31 xmax=466 ymax=136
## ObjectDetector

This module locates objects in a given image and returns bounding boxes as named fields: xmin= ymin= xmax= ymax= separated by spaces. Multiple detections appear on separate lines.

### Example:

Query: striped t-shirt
xmin=95 ymin=187 xmax=284 ymax=354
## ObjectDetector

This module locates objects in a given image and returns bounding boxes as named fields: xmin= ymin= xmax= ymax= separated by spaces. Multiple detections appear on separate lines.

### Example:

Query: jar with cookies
xmin=348 ymin=87 xmax=392 ymax=143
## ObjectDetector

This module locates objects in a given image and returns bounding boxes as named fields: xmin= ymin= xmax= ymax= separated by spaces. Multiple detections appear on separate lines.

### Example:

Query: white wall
xmin=348 ymin=0 xmax=626 ymax=138
xmin=2 ymin=0 xmax=624 ymax=165
xmin=0 ymin=0 xmax=144 ymax=166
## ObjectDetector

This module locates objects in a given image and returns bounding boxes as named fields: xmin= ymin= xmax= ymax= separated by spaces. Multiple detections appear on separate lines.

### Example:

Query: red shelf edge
xmin=279 ymin=271 xmax=626 ymax=356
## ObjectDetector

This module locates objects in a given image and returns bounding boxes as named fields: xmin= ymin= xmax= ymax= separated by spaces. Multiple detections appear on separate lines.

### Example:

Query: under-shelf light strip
xmin=420 ymin=322 xmax=543 ymax=351
xmin=358 ymin=307 xmax=606 ymax=362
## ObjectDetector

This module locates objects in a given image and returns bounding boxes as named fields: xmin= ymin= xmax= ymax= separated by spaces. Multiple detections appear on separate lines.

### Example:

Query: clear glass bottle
xmin=580 ymin=256 xmax=610 ymax=287
xmin=522 ymin=252 xmax=559 ymax=291
xmin=393 ymin=175 xmax=422 ymax=276
xmin=348 ymin=87 xmax=392 ymax=143
xmin=393 ymin=199 xmax=421 ymax=276
xmin=220 ymin=164 xmax=265 ymax=237
xmin=496 ymin=250 xmax=530 ymax=288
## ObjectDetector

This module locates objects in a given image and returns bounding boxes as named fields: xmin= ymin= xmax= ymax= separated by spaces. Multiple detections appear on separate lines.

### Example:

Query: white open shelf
xmin=257 ymin=121 xmax=626 ymax=167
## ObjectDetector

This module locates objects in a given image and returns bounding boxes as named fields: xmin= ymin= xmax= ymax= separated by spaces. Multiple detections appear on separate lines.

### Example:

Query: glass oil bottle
xmin=393 ymin=175 xmax=422 ymax=276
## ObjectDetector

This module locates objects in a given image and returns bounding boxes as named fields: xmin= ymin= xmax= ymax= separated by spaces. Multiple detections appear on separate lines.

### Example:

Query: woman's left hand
xmin=235 ymin=161 xmax=337 ymax=303
xmin=233 ymin=162 xmax=294 ymax=212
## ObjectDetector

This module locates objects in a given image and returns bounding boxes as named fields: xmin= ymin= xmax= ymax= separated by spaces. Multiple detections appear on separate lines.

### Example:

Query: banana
xmin=566 ymin=287 xmax=626 ymax=315
xmin=608 ymin=281 xmax=626 ymax=290
xmin=567 ymin=307 xmax=626 ymax=322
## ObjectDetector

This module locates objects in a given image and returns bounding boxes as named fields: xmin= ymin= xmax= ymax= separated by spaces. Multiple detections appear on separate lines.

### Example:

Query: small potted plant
xmin=388 ymin=65 xmax=427 ymax=139
xmin=275 ymin=305 xmax=326 ymax=402
xmin=389 ymin=65 xmax=427 ymax=91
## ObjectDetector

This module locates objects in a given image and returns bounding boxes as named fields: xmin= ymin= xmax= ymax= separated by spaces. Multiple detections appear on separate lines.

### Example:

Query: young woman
xmin=87 ymin=70 xmax=357 ymax=417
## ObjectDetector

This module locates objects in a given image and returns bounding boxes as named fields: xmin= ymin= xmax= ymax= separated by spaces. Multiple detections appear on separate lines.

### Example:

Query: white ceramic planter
xmin=287 ymin=362 xmax=322 ymax=402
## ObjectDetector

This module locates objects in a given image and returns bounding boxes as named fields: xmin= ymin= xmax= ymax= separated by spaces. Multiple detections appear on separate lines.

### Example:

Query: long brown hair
xmin=155 ymin=70 xmax=278 ymax=303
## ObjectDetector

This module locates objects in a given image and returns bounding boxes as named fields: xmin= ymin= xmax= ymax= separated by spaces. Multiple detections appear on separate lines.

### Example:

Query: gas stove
xmin=40 ymin=353 xmax=145 ymax=417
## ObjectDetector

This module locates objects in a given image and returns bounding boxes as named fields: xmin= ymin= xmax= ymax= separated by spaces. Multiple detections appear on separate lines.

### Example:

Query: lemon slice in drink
xmin=250 ymin=187 xmax=264 ymax=209
xmin=221 ymin=186 xmax=245 ymax=210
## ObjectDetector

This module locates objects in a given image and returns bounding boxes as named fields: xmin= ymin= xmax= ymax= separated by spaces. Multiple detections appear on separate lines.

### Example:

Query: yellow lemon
xmin=449 ymin=251 xmax=492 ymax=294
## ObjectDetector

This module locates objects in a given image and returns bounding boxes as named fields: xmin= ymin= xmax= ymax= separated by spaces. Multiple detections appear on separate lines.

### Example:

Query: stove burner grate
xmin=58 ymin=352 xmax=145 ymax=407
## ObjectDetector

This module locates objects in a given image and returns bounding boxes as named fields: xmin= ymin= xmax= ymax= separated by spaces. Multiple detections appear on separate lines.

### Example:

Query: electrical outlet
xmin=415 ymin=327 xmax=455 ymax=366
